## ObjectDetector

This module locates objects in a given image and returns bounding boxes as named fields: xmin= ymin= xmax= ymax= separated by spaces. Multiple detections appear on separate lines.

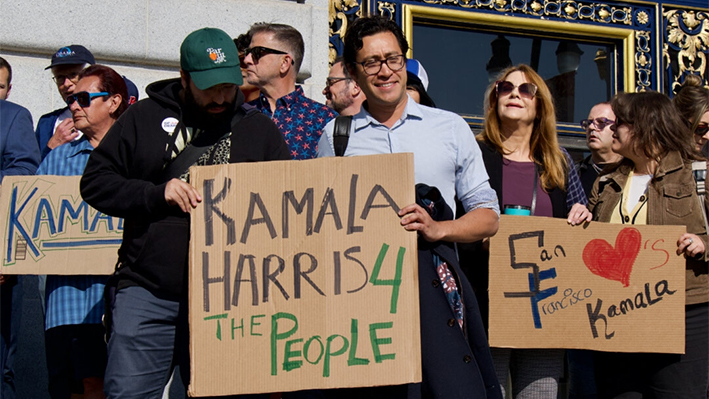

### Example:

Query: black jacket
xmin=80 ymin=78 xmax=290 ymax=298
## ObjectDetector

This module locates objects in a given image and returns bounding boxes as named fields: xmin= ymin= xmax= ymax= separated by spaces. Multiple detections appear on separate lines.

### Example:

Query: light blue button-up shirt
xmin=317 ymin=97 xmax=499 ymax=216
xmin=37 ymin=137 xmax=106 ymax=330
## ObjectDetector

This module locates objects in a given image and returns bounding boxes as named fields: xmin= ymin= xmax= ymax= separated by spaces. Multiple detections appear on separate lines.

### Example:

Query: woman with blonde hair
xmin=462 ymin=64 xmax=590 ymax=398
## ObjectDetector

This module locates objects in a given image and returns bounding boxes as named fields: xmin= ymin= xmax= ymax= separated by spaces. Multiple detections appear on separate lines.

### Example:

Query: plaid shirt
xmin=563 ymin=148 xmax=588 ymax=210
xmin=36 ymin=137 xmax=106 ymax=330
xmin=251 ymin=86 xmax=336 ymax=160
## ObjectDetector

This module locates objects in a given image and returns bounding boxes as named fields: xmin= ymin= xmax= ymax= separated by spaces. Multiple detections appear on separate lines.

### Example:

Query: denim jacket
xmin=588 ymin=151 xmax=709 ymax=305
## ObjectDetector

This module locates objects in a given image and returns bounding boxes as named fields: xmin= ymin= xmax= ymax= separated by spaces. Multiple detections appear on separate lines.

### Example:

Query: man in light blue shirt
xmin=317 ymin=27 xmax=499 ymax=244
xmin=317 ymin=15 xmax=502 ymax=399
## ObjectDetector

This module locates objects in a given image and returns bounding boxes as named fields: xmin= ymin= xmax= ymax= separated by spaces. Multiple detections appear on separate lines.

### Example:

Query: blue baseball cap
xmin=46 ymin=45 xmax=95 ymax=70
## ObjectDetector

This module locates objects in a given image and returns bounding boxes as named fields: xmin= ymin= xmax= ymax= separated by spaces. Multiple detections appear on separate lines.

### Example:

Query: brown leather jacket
xmin=588 ymin=151 xmax=709 ymax=305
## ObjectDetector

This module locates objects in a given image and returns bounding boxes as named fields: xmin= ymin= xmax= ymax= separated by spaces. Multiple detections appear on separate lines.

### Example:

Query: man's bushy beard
xmin=184 ymin=85 xmax=234 ymax=127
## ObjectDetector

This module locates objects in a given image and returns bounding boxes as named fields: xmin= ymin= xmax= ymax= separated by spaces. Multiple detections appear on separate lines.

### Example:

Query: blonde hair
xmin=479 ymin=64 xmax=568 ymax=191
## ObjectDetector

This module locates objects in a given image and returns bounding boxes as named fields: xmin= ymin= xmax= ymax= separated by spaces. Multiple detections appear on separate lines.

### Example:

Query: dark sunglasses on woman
xmin=694 ymin=123 xmax=709 ymax=136
xmin=66 ymin=91 xmax=109 ymax=107
xmin=495 ymin=80 xmax=538 ymax=100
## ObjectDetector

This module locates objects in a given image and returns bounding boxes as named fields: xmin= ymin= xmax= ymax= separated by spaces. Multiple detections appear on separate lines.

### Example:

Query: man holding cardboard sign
xmin=80 ymin=28 xmax=290 ymax=398
xmin=317 ymin=16 xmax=502 ymax=399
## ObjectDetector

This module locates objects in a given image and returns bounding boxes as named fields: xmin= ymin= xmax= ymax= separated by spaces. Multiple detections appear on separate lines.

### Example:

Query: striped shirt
xmin=36 ymin=137 xmax=107 ymax=330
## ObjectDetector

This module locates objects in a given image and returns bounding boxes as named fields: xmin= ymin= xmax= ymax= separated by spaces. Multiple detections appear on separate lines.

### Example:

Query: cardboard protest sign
xmin=489 ymin=215 xmax=686 ymax=354
xmin=0 ymin=175 xmax=122 ymax=275
xmin=188 ymin=153 xmax=421 ymax=396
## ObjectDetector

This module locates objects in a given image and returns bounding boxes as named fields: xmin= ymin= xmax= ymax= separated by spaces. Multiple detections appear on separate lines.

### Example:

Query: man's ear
xmin=350 ymin=81 xmax=361 ymax=97
xmin=108 ymin=94 xmax=122 ymax=116
xmin=280 ymin=55 xmax=294 ymax=75
xmin=6 ymin=83 xmax=11 ymax=99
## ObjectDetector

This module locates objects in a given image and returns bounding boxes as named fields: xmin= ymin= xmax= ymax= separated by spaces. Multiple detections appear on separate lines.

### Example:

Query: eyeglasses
xmin=580 ymin=117 xmax=616 ymax=131
xmin=325 ymin=77 xmax=349 ymax=88
xmin=66 ymin=91 xmax=109 ymax=107
xmin=354 ymin=55 xmax=406 ymax=76
xmin=52 ymin=71 xmax=80 ymax=85
xmin=695 ymin=124 xmax=709 ymax=136
xmin=495 ymin=81 xmax=538 ymax=100
xmin=244 ymin=46 xmax=290 ymax=63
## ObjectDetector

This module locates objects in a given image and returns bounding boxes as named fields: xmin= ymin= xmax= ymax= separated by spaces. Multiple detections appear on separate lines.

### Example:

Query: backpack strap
xmin=160 ymin=106 xmax=250 ymax=182
xmin=333 ymin=115 xmax=353 ymax=157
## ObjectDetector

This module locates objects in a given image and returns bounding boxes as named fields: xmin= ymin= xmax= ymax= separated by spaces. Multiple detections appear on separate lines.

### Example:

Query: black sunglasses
xmin=245 ymin=46 xmax=293 ymax=64
xmin=66 ymin=91 xmax=109 ymax=107
xmin=495 ymin=81 xmax=538 ymax=100
xmin=580 ymin=117 xmax=616 ymax=131
xmin=325 ymin=77 xmax=349 ymax=88
xmin=694 ymin=124 xmax=709 ymax=137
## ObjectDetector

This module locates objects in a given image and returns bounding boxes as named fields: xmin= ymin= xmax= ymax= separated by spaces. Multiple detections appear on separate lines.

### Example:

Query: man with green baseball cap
xmin=180 ymin=27 xmax=243 ymax=89
xmin=80 ymin=27 xmax=289 ymax=398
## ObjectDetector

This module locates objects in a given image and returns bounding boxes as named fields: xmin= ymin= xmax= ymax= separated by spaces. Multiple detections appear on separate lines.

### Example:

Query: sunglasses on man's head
xmin=694 ymin=124 xmax=709 ymax=137
xmin=244 ymin=46 xmax=291 ymax=63
xmin=580 ymin=117 xmax=616 ymax=131
xmin=495 ymin=80 xmax=538 ymax=100
xmin=66 ymin=91 xmax=109 ymax=107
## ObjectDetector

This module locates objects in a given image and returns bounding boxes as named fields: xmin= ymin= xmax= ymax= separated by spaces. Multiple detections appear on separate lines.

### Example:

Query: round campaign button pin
xmin=161 ymin=117 xmax=178 ymax=133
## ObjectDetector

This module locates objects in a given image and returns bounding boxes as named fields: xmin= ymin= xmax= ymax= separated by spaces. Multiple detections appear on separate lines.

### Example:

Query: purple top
xmin=501 ymin=158 xmax=553 ymax=217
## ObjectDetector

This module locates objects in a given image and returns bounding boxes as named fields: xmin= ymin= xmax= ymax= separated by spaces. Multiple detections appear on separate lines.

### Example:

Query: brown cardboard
xmin=0 ymin=175 xmax=121 ymax=275
xmin=188 ymin=153 xmax=421 ymax=396
xmin=488 ymin=215 xmax=686 ymax=354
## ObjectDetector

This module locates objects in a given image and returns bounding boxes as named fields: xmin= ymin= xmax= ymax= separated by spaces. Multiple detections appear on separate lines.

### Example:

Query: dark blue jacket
xmin=323 ymin=185 xmax=502 ymax=399
xmin=413 ymin=184 xmax=502 ymax=399
xmin=34 ymin=107 xmax=66 ymax=160
xmin=0 ymin=100 xmax=40 ymax=182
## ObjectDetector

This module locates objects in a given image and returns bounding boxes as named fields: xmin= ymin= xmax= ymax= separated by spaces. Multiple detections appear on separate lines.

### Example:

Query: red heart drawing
xmin=582 ymin=227 xmax=641 ymax=287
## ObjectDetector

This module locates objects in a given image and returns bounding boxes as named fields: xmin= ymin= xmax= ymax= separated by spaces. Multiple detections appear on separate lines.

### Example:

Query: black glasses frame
xmin=353 ymin=55 xmax=406 ymax=76
xmin=52 ymin=71 xmax=80 ymax=84
xmin=325 ymin=77 xmax=349 ymax=88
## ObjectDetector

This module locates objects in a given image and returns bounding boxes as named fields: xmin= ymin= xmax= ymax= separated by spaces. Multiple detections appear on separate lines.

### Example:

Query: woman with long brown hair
xmin=589 ymin=91 xmax=708 ymax=397
xmin=466 ymin=64 xmax=590 ymax=398
xmin=673 ymin=74 xmax=709 ymax=157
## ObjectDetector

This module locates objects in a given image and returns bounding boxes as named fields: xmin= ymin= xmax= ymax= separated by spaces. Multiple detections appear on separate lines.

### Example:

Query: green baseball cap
xmin=180 ymin=27 xmax=243 ymax=90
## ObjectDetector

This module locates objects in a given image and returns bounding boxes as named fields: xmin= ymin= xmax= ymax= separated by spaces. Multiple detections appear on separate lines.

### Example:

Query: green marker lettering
xmin=369 ymin=244 xmax=405 ymax=314
xmin=204 ymin=313 xmax=228 ymax=340
xmin=348 ymin=319 xmax=369 ymax=366
xmin=323 ymin=335 xmax=349 ymax=377
xmin=283 ymin=338 xmax=304 ymax=371
xmin=271 ymin=312 xmax=298 ymax=376
xmin=369 ymin=322 xmax=395 ymax=363
xmin=251 ymin=314 xmax=265 ymax=336
xmin=232 ymin=317 xmax=244 ymax=339
xmin=304 ymin=336 xmax=324 ymax=365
